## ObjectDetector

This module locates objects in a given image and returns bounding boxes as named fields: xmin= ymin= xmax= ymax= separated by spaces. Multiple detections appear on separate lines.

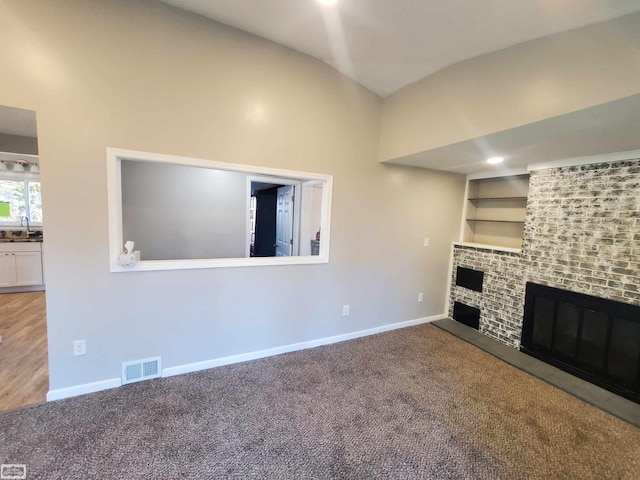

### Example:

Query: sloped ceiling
xmin=157 ymin=1 xmax=640 ymax=174
xmin=159 ymin=0 xmax=640 ymax=97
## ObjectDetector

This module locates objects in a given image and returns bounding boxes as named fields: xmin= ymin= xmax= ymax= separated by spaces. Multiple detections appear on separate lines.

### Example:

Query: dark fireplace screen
xmin=453 ymin=301 xmax=480 ymax=330
xmin=521 ymin=282 xmax=640 ymax=403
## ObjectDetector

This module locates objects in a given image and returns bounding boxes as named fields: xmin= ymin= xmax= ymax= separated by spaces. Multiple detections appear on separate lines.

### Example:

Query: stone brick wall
xmin=449 ymin=158 xmax=640 ymax=348
xmin=524 ymin=160 xmax=640 ymax=306
xmin=449 ymin=246 xmax=525 ymax=347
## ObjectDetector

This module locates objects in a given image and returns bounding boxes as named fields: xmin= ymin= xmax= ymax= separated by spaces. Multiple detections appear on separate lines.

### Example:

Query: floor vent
xmin=122 ymin=357 xmax=162 ymax=385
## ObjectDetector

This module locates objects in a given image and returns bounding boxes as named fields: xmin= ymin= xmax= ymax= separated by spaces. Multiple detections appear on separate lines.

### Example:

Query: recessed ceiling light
xmin=487 ymin=156 xmax=504 ymax=165
xmin=318 ymin=0 xmax=337 ymax=5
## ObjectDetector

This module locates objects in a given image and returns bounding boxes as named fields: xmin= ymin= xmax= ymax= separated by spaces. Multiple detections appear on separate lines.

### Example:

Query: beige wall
xmin=380 ymin=12 xmax=640 ymax=161
xmin=121 ymin=161 xmax=248 ymax=260
xmin=0 ymin=0 xmax=465 ymax=390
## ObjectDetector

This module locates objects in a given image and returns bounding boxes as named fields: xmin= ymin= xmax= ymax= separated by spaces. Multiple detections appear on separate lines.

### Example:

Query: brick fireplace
xmin=448 ymin=158 xmax=640 ymax=397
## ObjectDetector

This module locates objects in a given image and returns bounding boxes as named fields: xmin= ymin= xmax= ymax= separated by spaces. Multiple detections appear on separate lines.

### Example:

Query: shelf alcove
xmin=462 ymin=174 xmax=529 ymax=249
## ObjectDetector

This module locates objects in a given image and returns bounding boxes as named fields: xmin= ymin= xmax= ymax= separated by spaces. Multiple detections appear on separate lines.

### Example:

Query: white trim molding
xmin=106 ymin=147 xmax=333 ymax=273
xmin=444 ymin=243 xmax=456 ymax=316
xmin=527 ymin=149 xmax=640 ymax=172
xmin=163 ymin=313 xmax=446 ymax=378
xmin=46 ymin=377 xmax=121 ymax=402
xmin=46 ymin=314 xmax=445 ymax=402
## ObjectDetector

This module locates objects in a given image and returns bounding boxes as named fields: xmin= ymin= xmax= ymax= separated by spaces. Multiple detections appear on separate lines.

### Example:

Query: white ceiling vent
xmin=122 ymin=357 xmax=162 ymax=385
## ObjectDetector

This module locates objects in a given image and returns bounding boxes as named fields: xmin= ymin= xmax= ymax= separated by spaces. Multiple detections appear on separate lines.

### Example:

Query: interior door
xmin=253 ymin=188 xmax=277 ymax=257
xmin=275 ymin=185 xmax=294 ymax=257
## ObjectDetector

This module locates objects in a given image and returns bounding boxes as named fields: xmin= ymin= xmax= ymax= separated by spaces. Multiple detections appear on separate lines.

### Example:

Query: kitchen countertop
xmin=0 ymin=230 xmax=44 ymax=243
xmin=0 ymin=237 xmax=43 ymax=243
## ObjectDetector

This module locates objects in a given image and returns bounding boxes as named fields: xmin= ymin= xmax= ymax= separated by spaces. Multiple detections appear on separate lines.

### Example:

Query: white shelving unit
xmin=461 ymin=174 xmax=529 ymax=249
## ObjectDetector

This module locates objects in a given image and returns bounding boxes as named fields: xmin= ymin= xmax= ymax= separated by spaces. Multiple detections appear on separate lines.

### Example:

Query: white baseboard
xmin=45 ymin=314 xmax=445 ymax=402
xmin=46 ymin=377 xmax=121 ymax=402
xmin=163 ymin=313 xmax=445 ymax=378
xmin=0 ymin=285 xmax=45 ymax=294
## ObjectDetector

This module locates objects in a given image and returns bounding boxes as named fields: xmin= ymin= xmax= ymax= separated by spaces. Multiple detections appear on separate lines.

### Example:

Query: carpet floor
xmin=1 ymin=324 xmax=639 ymax=479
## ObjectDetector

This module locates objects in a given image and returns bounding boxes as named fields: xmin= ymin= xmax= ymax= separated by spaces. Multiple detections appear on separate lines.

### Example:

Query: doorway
xmin=249 ymin=178 xmax=300 ymax=258
xmin=0 ymin=104 xmax=47 ymax=411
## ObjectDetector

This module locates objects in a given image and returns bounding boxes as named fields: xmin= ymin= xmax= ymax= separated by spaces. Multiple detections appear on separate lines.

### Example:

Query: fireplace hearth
xmin=521 ymin=282 xmax=640 ymax=403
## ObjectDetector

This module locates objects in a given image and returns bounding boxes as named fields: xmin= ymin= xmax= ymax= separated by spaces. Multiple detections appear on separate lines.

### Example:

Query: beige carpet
xmin=1 ymin=324 xmax=639 ymax=479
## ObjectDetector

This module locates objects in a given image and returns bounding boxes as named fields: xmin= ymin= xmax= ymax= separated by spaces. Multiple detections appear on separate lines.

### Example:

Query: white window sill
xmin=110 ymin=254 xmax=329 ymax=273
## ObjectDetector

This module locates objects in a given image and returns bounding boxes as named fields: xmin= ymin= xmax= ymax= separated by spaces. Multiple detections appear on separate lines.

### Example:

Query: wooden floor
xmin=0 ymin=292 xmax=48 ymax=412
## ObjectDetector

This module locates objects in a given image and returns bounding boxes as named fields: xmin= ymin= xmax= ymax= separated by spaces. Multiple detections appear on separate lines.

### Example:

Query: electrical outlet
xmin=423 ymin=237 xmax=430 ymax=247
xmin=418 ymin=293 xmax=424 ymax=302
xmin=73 ymin=339 xmax=86 ymax=356
xmin=342 ymin=305 xmax=350 ymax=316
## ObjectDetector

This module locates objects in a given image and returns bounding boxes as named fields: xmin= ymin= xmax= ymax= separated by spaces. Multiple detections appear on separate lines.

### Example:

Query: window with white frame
xmin=0 ymin=179 xmax=42 ymax=226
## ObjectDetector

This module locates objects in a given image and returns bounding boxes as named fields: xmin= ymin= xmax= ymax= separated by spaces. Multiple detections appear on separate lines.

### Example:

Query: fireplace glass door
xmin=522 ymin=283 xmax=640 ymax=403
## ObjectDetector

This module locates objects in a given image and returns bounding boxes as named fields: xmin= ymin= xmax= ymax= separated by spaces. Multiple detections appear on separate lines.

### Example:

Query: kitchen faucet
xmin=21 ymin=215 xmax=31 ymax=235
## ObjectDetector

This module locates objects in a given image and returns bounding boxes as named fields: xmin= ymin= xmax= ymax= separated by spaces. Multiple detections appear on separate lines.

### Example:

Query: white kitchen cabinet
xmin=0 ymin=243 xmax=44 ymax=287
xmin=14 ymin=252 xmax=43 ymax=285
xmin=0 ymin=253 xmax=16 ymax=287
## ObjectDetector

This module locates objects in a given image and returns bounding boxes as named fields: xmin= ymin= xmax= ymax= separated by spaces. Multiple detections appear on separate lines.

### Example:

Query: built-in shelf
xmin=462 ymin=174 xmax=530 ymax=249
xmin=466 ymin=219 xmax=525 ymax=223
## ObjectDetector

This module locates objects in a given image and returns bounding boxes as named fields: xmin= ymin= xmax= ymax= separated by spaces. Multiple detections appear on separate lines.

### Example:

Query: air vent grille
xmin=143 ymin=360 xmax=159 ymax=377
xmin=122 ymin=357 xmax=161 ymax=385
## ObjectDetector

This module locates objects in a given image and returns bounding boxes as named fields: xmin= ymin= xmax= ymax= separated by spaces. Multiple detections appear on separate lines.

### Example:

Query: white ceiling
xmin=159 ymin=0 xmax=640 ymax=97
xmin=384 ymin=94 xmax=640 ymax=174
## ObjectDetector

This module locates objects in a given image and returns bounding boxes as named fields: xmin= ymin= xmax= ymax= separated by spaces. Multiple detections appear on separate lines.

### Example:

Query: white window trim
xmin=0 ymin=174 xmax=43 ymax=228
xmin=106 ymin=147 xmax=333 ymax=273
